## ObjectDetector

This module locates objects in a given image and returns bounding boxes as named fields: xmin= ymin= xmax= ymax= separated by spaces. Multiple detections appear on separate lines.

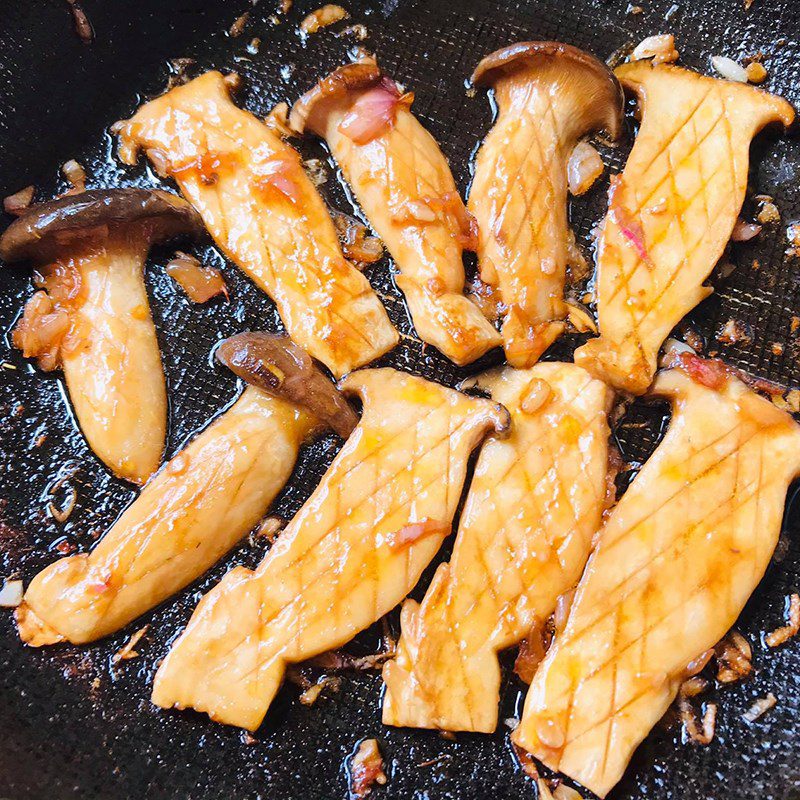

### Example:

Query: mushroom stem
xmin=469 ymin=42 xmax=624 ymax=367
xmin=58 ymin=234 xmax=167 ymax=484
xmin=290 ymin=61 xmax=502 ymax=367
xmin=2 ymin=188 xmax=205 ymax=483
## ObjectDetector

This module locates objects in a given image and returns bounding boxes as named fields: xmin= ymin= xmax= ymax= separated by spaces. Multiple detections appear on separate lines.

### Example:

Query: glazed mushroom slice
xmin=2 ymin=188 xmax=204 ymax=484
xmin=15 ymin=333 xmax=349 ymax=646
xmin=574 ymin=61 xmax=794 ymax=395
xmin=290 ymin=61 xmax=502 ymax=366
xmin=513 ymin=356 xmax=800 ymax=798
xmin=114 ymin=71 xmax=397 ymax=378
xmin=151 ymin=369 xmax=509 ymax=730
xmin=469 ymin=42 xmax=624 ymax=368
xmin=382 ymin=363 xmax=613 ymax=733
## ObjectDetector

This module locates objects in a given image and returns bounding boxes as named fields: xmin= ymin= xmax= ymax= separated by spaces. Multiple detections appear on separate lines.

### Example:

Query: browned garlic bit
xmin=300 ymin=4 xmax=348 ymax=34
xmin=166 ymin=251 xmax=228 ymax=303
xmin=714 ymin=631 xmax=752 ymax=683
xmin=742 ymin=693 xmax=777 ymax=722
xmin=2 ymin=188 xmax=204 ymax=484
xmin=765 ymin=593 xmax=800 ymax=647
xmin=349 ymin=739 xmax=387 ymax=798
xmin=112 ymin=625 xmax=149 ymax=664
xmin=3 ymin=185 xmax=35 ymax=216
xmin=631 ymin=34 xmax=679 ymax=65
xmin=567 ymin=141 xmax=605 ymax=196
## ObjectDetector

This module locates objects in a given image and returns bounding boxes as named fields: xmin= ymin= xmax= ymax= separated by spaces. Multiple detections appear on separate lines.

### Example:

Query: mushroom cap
xmin=289 ymin=59 xmax=383 ymax=137
xmin=216 ymin=331 xmax=359 ymax=438
xmin=472 ymin=41 xmax=625 ymax=141
xmin=0 ymin=188 xmax=205 ymax=263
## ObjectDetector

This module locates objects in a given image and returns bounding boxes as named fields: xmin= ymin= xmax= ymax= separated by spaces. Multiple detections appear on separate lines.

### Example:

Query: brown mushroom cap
xmin=471 ymin=41 xmax=625 ymax=141
xmin=0 ymin=188 xmax=205 ymax=263
xmin=289 ymin=59 xmax=383 ymax=137
xmin=216 ymin=332 xmax=359 ymax=438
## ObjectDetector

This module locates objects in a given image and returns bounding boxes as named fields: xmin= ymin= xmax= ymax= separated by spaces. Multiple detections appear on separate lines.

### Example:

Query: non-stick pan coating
xmin=1 ymin=1 xmax=799 ymax=798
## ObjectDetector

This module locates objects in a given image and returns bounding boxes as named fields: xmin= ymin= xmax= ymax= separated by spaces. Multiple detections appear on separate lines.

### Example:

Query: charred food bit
xmin=151 ymin=369 xmax=508 ymax=730
xmin=574 ymin=62 xmax=794 ymax=394
xmin=290 ymin=60 xmax=502 ymax=366
xmin=114 ymin=71 xmax=397 ymax=378
xmin=382 ymin=364 xmax=613 ymax=732
xmin=468 ymin=43 xmax=623 ymax=367
xmin=15 ymin=334 xmax=345 ymax=645
xmin=513 ymin=358 xmax=800 ymax=797
xmin=1 ymin=189 xmax=204 ymax=484
xmin=348 ymin=738 xmax=387 ymax=798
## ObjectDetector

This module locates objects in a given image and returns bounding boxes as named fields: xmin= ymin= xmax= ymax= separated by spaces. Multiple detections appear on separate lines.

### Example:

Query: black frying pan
xmin=1 ymin=1 xmax=799 ymax=798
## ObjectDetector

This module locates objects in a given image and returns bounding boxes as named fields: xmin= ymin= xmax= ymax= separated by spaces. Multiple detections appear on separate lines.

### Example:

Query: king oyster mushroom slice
xmin=573 ymin=61 xmax=794 ymax=395
xmin=1 ymin=188 xmax=205 ymax=484
xmin=468 ymin=42 xmax=624 ymax=368
xmin=290 ymin=60 xmax=503 ymax=367
xmin=16 ymin=332 xmax=353 ymax=646
xmin=151 ymin=369 xmax=509 ymax=731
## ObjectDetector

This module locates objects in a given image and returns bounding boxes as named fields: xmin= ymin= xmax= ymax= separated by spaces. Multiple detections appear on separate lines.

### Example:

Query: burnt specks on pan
xmin=216 ymin=332 xmax=359 ymax=438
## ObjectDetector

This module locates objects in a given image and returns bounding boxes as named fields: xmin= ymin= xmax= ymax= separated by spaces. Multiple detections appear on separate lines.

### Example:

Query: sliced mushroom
xmin=216 ymin=332 xmax=358 ymax=438
xmin=151 ymin=368 xmax=508 ymax=730
xmin=573 ymin=62 xmax=794 ymax=394
xmin=1 ymin=188 xmax=204 ymax=484
xmin=17 ymin=335 xmax=345 ymax=646
xmin=114 ymin=71 xmax=398 ymax=378
xmin=290 ymin=60 xmax=502 ymax=367
xmin=468 ymin=42 xmax=623 ymax=368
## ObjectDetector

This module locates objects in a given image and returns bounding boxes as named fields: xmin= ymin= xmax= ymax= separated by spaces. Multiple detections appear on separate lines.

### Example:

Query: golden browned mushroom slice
xmin=574 ymin=61 xmax=794 ymax=395
xmin=15 ymin=333 xmax=354 ymax=646
xmin=2 ymin=188 xmax=204 ymax=484
xmin=469 ymin=42 xmax=624 ymax=368
xmin=151 ymin=369 xmax=509 ymax=730
xmin=382 ymin=363 xmax=612 ymax=732
xmin=513 ymin=355 xmax=800 ymax=798
xmin=290 ymin=61 xmax=502 ymax=366
xmin=114 ymin=71 xmax=397 ymax=378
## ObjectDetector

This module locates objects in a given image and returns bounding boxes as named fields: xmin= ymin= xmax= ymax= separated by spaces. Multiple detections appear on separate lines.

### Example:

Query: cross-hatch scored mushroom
xmin=382 ymin=363 xmax=613 ymax=733
xmin=15 ymin=333 xmax=350 ymax=646
xmin=150 ymin=369 xmax=509 ymax=731
xmin=468 ymin=42 xmax=624 ymax=368
xmin=1 ymin=188 xmax=204 ymax=484
xmin=574 ymin=61 xmax=794 ymax=395
xmin=290 ymin=60 xmax=503 ymax=367
xmin=513 ymin=357 xmax=800 ymax=798
xmin=113 ymin=70 xmax=398 ymax=379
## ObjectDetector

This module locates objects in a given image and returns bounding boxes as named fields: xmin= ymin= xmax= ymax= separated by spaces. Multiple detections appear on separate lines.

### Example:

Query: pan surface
xmin=1 ymin=1 xmax=799 ymax=798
